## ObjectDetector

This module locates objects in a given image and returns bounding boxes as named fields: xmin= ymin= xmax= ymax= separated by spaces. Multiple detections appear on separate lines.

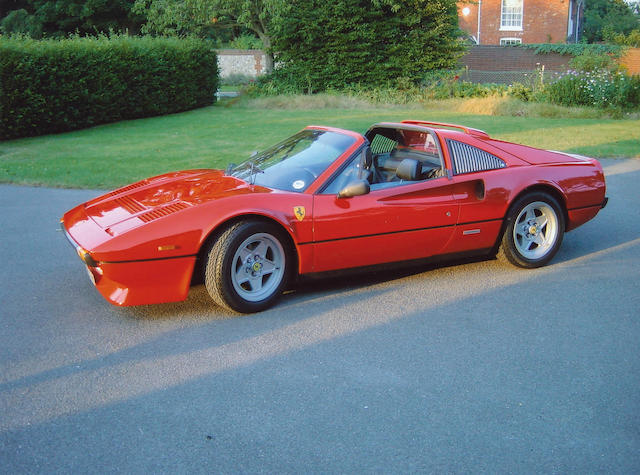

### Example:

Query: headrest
xmin=395 ymin=158 xmax=421 ymax=181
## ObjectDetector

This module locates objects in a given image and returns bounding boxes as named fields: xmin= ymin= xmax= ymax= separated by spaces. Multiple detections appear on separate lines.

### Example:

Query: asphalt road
xmin=1 ymin=158 xmax=639 ymax=473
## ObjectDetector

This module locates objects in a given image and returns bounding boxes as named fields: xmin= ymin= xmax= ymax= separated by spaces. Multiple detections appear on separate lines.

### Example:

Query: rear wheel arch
xmin=491 ymin=184 xmax=568 ymax=255
xmin=513 ymin=184 xmax=568 ymax=228
xmin=497 ymin=188 xmax=566 ymax=268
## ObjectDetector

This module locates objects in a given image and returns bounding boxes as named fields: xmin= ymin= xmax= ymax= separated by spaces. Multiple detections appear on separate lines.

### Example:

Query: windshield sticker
xmin=294 ymin=206 xmax=306 ymax=221
xmin=292 ymin=180 xmax=305 ymax=190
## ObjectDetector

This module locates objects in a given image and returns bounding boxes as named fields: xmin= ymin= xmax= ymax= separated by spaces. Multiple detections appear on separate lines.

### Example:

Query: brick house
xmin=457 ymin=0 xmax=585 ymax=45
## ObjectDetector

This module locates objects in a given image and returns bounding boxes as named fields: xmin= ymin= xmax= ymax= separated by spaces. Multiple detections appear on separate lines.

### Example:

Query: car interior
xmin=363 ymin=127 xmax=445 ymax=188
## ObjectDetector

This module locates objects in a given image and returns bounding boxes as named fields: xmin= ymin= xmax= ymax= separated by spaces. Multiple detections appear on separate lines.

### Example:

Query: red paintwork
xmin=61 ymin=122 xmax=607 ymax=306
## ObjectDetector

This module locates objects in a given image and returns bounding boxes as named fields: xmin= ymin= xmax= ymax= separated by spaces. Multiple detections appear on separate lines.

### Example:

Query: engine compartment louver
xmin=139 ymin=202 xmax=189 ymax=223
xmin=114 ymin=196 xmax=145 ymax=214
xmin=107 ymin=181 xmax=147 ymax=197
xmin=447 ymin=140 xmax=506 ymax=175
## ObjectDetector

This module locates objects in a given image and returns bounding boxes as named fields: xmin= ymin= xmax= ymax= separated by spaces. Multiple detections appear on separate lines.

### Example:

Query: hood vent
xmin=107 ymin=181 xmax=147 ymax=197
xmin=139 ymin=202 xmax=189 ymax=223
xmin=114 ymin=196 xmax=145 ymax=214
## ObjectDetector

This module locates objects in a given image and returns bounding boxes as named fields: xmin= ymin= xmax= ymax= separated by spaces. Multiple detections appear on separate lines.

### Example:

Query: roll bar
xmin=400 ymin=120 xmax=490 ymax=138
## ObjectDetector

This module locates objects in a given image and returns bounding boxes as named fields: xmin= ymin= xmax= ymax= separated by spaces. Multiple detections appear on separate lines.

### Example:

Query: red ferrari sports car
xmin=61 ymin=120 xmax=607 ymax=313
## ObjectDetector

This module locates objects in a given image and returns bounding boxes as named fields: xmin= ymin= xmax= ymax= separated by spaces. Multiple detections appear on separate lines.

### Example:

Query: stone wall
xmin=460 ymin=45 xmax=571 ymax=72
xmin=458 ymin=45 xmax=572 ymax=84
xmin=217 ymin=49 xmax=267 ymax=78
xmin=216 ymin=46 xmax=640 ymax=83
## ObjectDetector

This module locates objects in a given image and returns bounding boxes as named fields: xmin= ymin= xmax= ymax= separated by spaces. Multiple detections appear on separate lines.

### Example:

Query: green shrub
xmin=508 ymin=83 xmax=534 ymax=102
xmin=521 ymin=43 xmax=622 ymax=57
xmin=605 ymin=28 xmax=640 ymax=47
xmin=544 ymin=70 xmax=640 ymax=109
xmin=265 ymin=0 xmax=465 ymax=92
xmin=224 ymin=34 xmax=263 ymax=50
xmin=0 ymin=35 xmax=218 ymax=140
xmin=569 ymin=51 xmax=620 ymax=73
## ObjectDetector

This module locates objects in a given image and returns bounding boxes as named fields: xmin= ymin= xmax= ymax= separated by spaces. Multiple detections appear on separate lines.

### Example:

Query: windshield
xmin=228 ymin=129 xmax=356 ymax=192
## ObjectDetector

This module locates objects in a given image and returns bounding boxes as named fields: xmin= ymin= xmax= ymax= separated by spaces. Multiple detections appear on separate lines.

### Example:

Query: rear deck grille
xmin=139 ymin=202 xmax=189 ymax=223
xmin=107 ymin=181 xmax=146 ymax=197
xmin=114 ymin=196 xmax=145 ymax=214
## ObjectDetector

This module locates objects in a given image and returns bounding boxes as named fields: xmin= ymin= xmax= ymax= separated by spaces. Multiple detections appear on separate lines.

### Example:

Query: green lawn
xmin=1 ymin=102 xmax=639 ymax=189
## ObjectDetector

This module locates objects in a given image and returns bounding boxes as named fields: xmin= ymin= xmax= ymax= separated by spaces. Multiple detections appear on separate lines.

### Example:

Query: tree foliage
xmin=0 ymin=0 xmax=144 ymax=38
xmin=583 ymin=0 xmax=639 ymax=43
xmin=266 ymin=0 xmax=465 ymax=92
xmin=134 ymin=0 xmax=282 ymax=70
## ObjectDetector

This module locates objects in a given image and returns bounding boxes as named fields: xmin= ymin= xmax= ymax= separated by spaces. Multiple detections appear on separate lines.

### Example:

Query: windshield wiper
xmin=248 ymin=160 xmax=264 ymax=185
xmin=225 ymin=162 xmax=236 ymax=175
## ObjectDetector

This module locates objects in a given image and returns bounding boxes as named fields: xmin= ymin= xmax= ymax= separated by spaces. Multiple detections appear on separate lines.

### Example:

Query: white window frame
xmin=500 ymin=0 xmax=523 ymax=31
xmin=500 ymin=37 xmax=522 ymax=46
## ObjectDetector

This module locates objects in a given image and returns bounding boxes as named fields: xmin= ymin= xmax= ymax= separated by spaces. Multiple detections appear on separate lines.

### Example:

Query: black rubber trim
xmin=298 ymin=217 xmax=502 ymax=246
xmin=567 ymin=202 xmax=608 ymax=212
xmin=101 ymin=254 xmax=198 ymax=265
xmin=300 ymin=247 xmax=494 ymax=279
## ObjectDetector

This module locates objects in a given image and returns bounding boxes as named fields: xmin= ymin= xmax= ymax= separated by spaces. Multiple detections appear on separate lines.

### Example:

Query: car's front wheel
xmin=499 ymin=192 xmax=565 ymax=268
xmin=204 ymin=220 xmax=290 ymax=313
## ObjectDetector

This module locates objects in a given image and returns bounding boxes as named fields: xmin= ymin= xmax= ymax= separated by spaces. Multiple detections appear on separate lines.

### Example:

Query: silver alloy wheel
xmin=230 ymin=232 xmax=285 ymax=302
xmin=512 ymin=201 xmax=559 ymax=260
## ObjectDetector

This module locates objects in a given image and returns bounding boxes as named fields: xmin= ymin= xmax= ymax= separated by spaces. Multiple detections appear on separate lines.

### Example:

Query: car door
xmin=311 ymin=173 xmax=459 ymax=273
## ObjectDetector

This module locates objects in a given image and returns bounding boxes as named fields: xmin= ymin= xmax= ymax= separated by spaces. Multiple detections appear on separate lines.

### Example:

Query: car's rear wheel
xmin=498 ymin=192 xmax=565 ymax=268
xmin=204 ymin=221 xmax=289 ymax=313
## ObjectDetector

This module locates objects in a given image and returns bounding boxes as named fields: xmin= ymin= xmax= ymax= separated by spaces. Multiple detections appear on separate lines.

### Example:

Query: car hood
xmin=84 ymin=169 xmax=262 ymax=233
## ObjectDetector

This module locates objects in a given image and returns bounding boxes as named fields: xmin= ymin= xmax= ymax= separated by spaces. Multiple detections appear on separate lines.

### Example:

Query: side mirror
xmin=337 ymin=179 xmax=370 ymax=199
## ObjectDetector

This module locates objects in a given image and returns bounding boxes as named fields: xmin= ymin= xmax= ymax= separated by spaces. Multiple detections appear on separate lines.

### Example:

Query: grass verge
xmin=1 ymin=98 xmax=638 ymax=189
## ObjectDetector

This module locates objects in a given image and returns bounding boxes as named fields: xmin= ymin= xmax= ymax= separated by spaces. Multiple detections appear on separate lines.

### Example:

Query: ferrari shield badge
xmin=294 ymin=206 xmax=306 ymax=222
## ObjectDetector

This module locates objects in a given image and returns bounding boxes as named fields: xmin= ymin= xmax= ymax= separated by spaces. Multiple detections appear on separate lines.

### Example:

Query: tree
xmin=134 ymin=0 xmax=282 ymax=71
xmin=0 ymin=0 xmax=144 ymax=38
xmin=583 ymin=0 xmax=638 ymax=43
xmin=267 ymin=0 xmax=465 ymax=92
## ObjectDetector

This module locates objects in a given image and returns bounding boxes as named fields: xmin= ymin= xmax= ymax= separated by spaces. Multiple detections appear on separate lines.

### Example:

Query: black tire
xmin=204 ymin=220 xmax=290 ymax=313
xmin=498 ymin=192 xmax=565 ymax=268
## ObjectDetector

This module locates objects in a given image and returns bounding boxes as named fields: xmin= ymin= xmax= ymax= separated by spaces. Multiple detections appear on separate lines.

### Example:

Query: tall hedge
xmin=0 ymin=36 xmax=218 ymax=140
xmin=267 ymin=0 xmax=465 ymax=92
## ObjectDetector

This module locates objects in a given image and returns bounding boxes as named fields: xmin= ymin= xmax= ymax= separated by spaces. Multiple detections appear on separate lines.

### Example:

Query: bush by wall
xmin=544 ymin=70 xmax=640 ymax=109
xmin=0 ymin=35 xmax=218 ymax=140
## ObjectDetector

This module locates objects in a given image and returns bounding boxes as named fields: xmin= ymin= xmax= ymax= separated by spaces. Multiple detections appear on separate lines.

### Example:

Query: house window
xmin=500 ymin=38 xmax=522 ymax=46
xmin=501 ymin=0 xmax=523 ymax=30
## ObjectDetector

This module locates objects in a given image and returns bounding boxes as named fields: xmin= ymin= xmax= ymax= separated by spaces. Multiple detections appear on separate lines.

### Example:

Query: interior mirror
xmin=337 ymin=179 xmax=370 ymax=199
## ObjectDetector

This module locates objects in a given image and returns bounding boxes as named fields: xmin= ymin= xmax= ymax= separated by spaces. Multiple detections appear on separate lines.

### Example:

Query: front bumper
xmin=60 ymin=220 xmax=196 ymax=306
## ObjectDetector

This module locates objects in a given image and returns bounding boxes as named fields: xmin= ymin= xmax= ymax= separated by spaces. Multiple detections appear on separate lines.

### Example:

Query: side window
xmin=447 ymin=140 xmax=506 ymax=175
xmin=321 ymin=149 xmax=367 ymax=195
xmin=369 ymin=130 xmax=445 ymax=189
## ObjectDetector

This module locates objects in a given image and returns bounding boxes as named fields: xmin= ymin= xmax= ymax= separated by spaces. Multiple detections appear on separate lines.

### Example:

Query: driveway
xmin=1 ymin=158 xmax=639 ymax=473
